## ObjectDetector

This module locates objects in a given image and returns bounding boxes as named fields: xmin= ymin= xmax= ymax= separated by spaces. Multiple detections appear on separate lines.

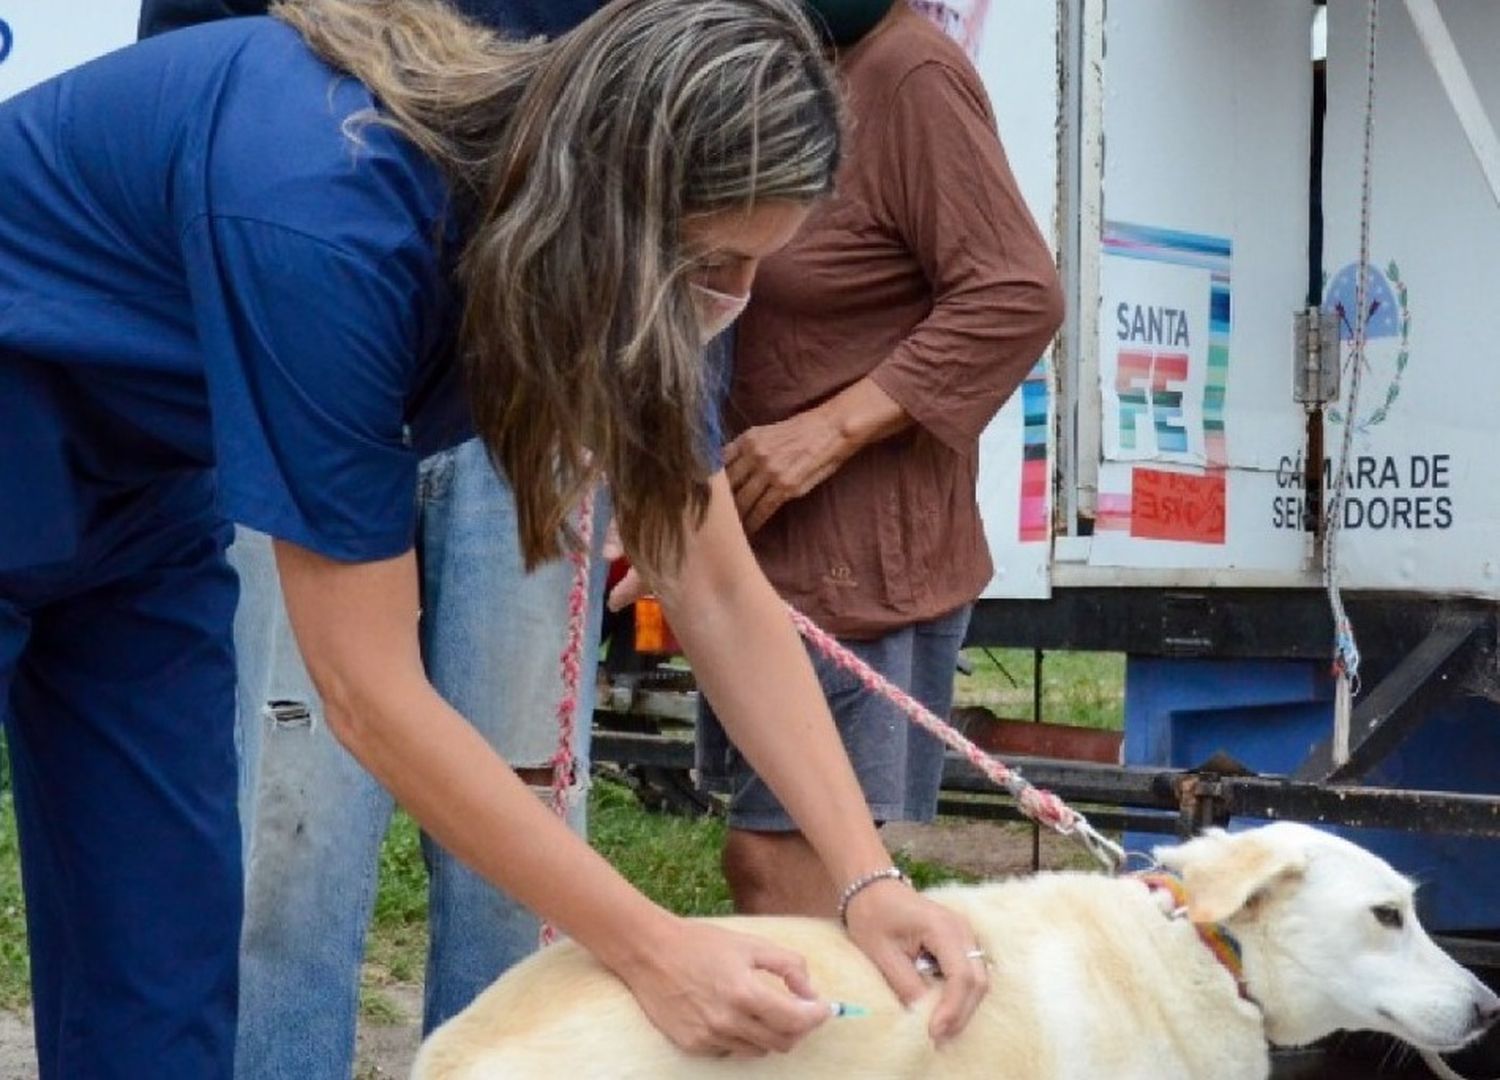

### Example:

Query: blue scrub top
xmin=140 ymin=0 xmax=606 ymax=40
xmin=0 ymin=18 xmax=467 ymax=568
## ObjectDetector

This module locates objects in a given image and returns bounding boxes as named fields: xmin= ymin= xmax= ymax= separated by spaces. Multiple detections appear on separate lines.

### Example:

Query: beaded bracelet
xmin=836 ymin=866 xmax=910 ymax=926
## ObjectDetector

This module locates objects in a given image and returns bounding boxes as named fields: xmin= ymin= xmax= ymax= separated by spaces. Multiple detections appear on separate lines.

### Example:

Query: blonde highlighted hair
xmin=273 ymin=0 xmax=841 ymax=568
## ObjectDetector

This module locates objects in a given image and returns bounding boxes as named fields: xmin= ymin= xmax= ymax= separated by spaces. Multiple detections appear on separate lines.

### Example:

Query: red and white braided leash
xmin=785 ymin=607 xmax=1124 ymax=871
xmin=541 ymin=489 xmax=1120 ymax=945
xmin=539 ymin=488 xmax=597 ymax=946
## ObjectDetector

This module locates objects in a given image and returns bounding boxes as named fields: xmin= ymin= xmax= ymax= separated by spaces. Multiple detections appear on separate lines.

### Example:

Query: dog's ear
xmin=1155 ymin=829 xmax=1308 ymax=925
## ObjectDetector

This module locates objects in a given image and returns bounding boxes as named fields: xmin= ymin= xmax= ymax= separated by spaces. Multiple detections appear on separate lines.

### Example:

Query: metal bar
xmin=1030 ymin=649 xmax=1043 ymax=870
xmin=1403 ymin=0 xmax=1500 ymax=210
xmin=592 ymin=731 xmax=694 ymax=770
xmin=963 ymin=587 xmax=1492 ymax=660
xmin=934 ymin=797 xmax=1175 ymax=836
xmin=1054 ymin=0 xmax=1084 ymax=533
xmin=1293 ymin=609 xmax=1484 ymax=782
xmin=1433 ymin=934 xmax=1500 ymax=971
xmin=592 ymin=734 xmax=1500 ymax=837
xmin=1177 ymin=774 xmax=1231 ymax=838
xmin=595 ymin=684 xmax=702 ymax=723
xmin=1070 ymin=0 xmax=1106 ymax=524
xmin=1220 ymin=776 xmax=1500 ymax=837
xmin=943 ymin=753 xmax=1172 ymax=803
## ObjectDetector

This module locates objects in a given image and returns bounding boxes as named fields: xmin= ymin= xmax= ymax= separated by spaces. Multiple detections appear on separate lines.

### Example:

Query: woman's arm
xmin=272 ymin=540 xmax=830 ymax=1056
xmin=644 ymin=472 xmax=990 ymax=1043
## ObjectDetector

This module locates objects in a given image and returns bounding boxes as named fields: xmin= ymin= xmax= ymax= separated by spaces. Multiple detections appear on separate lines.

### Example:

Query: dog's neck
xmin=1137 ymin=871 xmax=1253 ymax=1003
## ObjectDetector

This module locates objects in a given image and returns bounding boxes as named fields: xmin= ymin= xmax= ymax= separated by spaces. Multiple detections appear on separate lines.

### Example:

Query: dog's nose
xmin=1477 ymin=992 xmax=1500 ymax=1029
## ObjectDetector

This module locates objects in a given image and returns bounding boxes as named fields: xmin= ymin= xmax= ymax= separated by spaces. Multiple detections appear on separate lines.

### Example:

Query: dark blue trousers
xmin=0 ymin=477 xmax=241 ymax=1079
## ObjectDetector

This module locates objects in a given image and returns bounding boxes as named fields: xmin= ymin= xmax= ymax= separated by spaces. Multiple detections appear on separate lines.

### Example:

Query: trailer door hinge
xmin=1293 ymin=308 xmax=1342 ymax=405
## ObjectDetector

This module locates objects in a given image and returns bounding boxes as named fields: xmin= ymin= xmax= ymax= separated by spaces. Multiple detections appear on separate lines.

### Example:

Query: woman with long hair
xmin=0 ymin=0 xmax=985 ymax=1075
xmin=134 ymin=4 xmax=615 ymax=1076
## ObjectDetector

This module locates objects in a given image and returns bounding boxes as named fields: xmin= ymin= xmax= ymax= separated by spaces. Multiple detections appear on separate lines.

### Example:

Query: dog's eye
xmin=1372 ymin=904 xmax=1404 ymax=930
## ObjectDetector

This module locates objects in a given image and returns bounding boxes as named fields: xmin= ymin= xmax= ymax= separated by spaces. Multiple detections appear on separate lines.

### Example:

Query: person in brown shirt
xmin=696 ymin=0 xmax=1064 ymax=916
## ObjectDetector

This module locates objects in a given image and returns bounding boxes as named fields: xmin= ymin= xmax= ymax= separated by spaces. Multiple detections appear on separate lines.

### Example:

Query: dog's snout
xmin=1478 ymin=991 xmax=1500 ymax=1029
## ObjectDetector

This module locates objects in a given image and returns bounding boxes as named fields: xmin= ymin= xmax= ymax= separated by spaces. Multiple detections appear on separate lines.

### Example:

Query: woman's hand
xmin=601 ymin=516 xmax=652 ymax=612
xmin=611 ymin=917 xmax=831 ymax=1057
xmin=607 ymin=565 xmax=649 ymax=611
xmin=723 ymin=409 xmax=848 ymax=534
xmin=722 ymin=377 xmax=911 ymax=534
xmin=842 ymin=877 xmax=990 ymax=1044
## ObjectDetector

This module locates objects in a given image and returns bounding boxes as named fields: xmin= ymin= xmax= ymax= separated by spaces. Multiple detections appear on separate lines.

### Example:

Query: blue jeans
xmin=228 ymin=438 xmax=609 ymax=1079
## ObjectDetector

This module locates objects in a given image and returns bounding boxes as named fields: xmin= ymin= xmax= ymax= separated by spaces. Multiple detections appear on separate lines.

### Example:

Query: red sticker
xmin=1130 ymin=468 xmax=1226 ymax=544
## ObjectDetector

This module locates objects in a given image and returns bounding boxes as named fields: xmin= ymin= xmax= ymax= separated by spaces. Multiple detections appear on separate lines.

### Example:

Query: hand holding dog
xmin=843 ymin=877 xmax=990 ymax=1045
xmin=613 ymin=916 xmax=831 ymax=1057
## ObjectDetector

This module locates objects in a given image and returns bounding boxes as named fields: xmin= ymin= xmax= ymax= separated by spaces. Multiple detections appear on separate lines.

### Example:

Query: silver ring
xmin=964 ymin=948 xmax=987 ymax=961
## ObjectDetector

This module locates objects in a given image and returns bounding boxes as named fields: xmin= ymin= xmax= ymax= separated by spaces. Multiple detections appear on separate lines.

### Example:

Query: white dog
xmin=413 ymin=823 xmax=1499 ymax=1079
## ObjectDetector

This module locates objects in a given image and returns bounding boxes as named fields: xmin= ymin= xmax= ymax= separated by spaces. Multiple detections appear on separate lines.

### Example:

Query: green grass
xmin=589 ymin=777 xmax=734 ymax=916
xmin=361 ymin=810 xmax=430 ymax=1009
xmin=0 ymin=793 xmax=27 ymax=1010
xmin=955 ymin=648 xmax=1125 ymax=731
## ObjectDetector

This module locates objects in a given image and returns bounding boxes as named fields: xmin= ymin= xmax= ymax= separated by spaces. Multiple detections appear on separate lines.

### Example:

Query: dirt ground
xmin=882 ymin=816 xmax=1100 ymax=878
xmin=353 ymin=984 xmax=423 ymax=1079
xmin=0 ymin=1009 xmax=33 ymax=1080
xmin=0 ymin=994 xmax=429 ymax=1080
xmin=0 ymin=984 xmax=429 ymax=1079
xmin=0 ymin=821 xmax=1080 ymax=1078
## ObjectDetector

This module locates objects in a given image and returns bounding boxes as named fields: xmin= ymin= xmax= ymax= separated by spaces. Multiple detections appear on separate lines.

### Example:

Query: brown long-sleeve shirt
xmin=724 ymin=6 xmax=1064 ymax=638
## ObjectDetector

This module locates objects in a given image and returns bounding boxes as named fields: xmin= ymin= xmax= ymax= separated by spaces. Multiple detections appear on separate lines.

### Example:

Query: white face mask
xmin=691 ymin=282 xmax=751 ymax=344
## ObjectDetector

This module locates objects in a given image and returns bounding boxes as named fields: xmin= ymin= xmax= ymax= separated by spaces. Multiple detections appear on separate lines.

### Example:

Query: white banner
xmin=1317 ymin=0 xmax=1500 ymax=596
xmin=1084 ymin=0 xmax=1312 ymax=574
xmin=0 ymin=1 xmax=137 ymax=102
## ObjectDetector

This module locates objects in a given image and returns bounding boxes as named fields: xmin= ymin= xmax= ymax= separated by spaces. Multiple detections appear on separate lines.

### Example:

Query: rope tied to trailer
xmin=1323 ymin=0 xmax=1381 ymax=764
xmin=1320 ymin=10 xmax=1495 ymax=1079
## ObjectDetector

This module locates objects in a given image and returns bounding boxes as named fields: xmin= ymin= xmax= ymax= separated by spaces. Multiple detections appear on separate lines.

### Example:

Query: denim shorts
xmin=695 ymin=603 xmax=972 ymax=831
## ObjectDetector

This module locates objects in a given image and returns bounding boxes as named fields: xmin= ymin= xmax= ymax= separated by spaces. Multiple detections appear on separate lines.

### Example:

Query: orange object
xmin=632 ymin=596 xmax=681 ymax=655
xmin=1129 ymin=467 xmax=1226 ymax=544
